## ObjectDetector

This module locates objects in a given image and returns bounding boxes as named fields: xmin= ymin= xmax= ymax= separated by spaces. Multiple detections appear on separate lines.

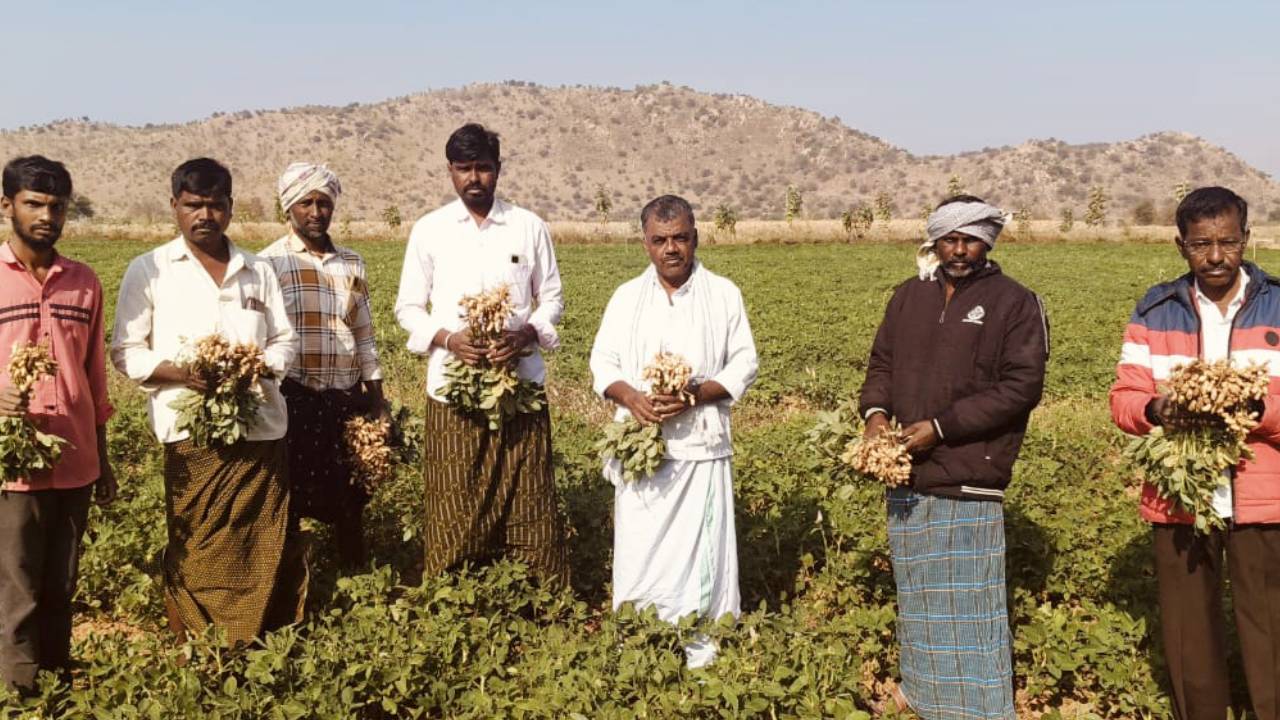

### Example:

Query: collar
xmin=165 ymin=235 xmax=248 ymax=278
xmin=645 ymin=260 xmax=701 ymax=298
xmin=451 ymin=197 xmax=509 ymax=226
xmin=285 ymin=231 xmax=337 ymax=259
xmin=1138 ymin=262 xmax=1280 ymax=316
xmin=1 ymin=239 xmax=67 ymax=276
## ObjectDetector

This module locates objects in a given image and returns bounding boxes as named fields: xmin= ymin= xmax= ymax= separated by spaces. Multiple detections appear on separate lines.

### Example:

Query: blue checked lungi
xmin=886 ymin=488 xmax=1014 ymax=720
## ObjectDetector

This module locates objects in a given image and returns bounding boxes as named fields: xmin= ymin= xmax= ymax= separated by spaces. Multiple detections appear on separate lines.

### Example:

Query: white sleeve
xmin=109 ymin=257 xmax=165 ymax=387
xmin=589 ymin=288 xmax=630 ymax=398
xmin=394 ymin=223 xmax=442 ymax=355
xmin=708 ymin=286 xmax=758 ymax=402
xmin=525 ymin=219 xmax=564 ymax=350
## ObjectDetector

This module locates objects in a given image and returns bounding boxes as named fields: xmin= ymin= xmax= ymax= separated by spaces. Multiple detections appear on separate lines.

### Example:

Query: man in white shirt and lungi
xmin=111 ymin=158 xmax=305 ymax=643
xmin=395 ymin=123 xmax=569 ymax=587
xmin=589 ymin=195 xmax=758 ymax=668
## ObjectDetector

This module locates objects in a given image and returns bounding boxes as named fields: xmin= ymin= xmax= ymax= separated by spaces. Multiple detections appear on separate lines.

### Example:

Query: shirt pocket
xmin=223 ymin=282 xmax=269 ymax=345
xmin=501 ymin=254 xmax=534 ymax=306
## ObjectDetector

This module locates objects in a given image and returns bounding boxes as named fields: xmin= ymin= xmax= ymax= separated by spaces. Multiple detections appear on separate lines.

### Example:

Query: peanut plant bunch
xmin=596 ymin=353 xmax=694 ymax=483
xmin=169 ymin=335 xmax=274 ymax=448
xmin=443 ymin=284 xmax=545 ymax=430
xmin=841 ymin=418 xmax=912 ymax=487
xmin=0 ymin=341 xmax=69 ymax=481
xmin=1125 ymin=358 xmax=1269 ymax=532
xmin=344 ymin=415 xmax=395 ymax=492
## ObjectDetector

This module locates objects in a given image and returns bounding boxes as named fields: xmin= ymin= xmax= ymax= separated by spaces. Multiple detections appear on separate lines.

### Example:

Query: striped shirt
xmin=260 ymin=233 xmax=382 ymax=391
xmin=0 ymin=240 xmax=114 ymax=491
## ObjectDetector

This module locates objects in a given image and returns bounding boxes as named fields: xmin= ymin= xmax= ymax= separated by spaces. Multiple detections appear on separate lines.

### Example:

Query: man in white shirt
xmin=395 ymin=124 xmax=568 ymax=586
xmin=589 ymin=195 xmax=758 ymax=668
xmin=111 ymin=158 xmax=305 ymax=644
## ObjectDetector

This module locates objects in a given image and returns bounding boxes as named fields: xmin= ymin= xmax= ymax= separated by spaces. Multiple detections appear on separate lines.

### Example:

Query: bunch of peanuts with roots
xmin=841 ymin=418 xmax=913 ymax=487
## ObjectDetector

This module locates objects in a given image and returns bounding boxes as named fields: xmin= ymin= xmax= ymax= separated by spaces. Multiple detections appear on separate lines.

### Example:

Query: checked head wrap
xmin=916 ymin=199 xmax=1010 ymax=280
xmin=277 ymin=162 xmax=342 ymax=214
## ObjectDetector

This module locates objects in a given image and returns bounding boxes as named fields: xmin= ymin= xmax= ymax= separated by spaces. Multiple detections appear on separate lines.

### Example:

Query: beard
xmin=13 ymin=221 xmax=61 ymax=250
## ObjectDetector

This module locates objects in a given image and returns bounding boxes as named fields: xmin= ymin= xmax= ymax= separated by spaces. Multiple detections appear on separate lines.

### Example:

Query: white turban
xmin=277 ymin=162 xmax=342 ymax=213
xmin=916 ymin=200 xmax=1011 ymax=280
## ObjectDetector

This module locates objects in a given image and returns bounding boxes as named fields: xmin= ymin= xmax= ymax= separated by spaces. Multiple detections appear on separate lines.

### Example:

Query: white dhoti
xmin=611 ymin=457 xmax=740 ymax=668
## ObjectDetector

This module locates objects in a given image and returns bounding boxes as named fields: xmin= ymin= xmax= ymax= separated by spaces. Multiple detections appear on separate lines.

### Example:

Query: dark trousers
xmin=0 ymin=485 xmax=92 ymax=690
xmin=1154 ymin=523 xmax=1280 ymax=720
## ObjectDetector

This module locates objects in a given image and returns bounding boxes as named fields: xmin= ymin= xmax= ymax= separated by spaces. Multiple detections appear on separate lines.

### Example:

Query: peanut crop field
xmin=7 ymin=236 xmax=1277 ymax=719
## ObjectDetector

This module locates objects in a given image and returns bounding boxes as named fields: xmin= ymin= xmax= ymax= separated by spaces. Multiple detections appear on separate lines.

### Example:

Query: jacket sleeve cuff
xmin=863 ymin=407 xmax=889 ymax=421
xmin=931 ymin=418 xmax=945 ymax=441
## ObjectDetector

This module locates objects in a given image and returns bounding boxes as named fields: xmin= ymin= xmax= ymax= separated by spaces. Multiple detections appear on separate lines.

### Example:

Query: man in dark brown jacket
xmin=857 ymin=194 xmax=1048 ymax=720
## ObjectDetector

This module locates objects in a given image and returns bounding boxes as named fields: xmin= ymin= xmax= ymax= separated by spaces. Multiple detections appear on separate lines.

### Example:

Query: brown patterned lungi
xmin=162 ymin=439 xmax=307 ymax=644
xmin=422 ymin=399 xmax=569 ymax=587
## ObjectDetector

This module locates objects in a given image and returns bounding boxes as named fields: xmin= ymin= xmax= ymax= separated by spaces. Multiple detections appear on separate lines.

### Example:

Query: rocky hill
xmin=3 ymin=81 xmax=1277 ymax=223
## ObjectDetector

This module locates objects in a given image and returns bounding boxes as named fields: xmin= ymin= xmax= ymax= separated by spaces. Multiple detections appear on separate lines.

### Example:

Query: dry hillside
xmin=3 ymin=81 xmax=1277 ymax=223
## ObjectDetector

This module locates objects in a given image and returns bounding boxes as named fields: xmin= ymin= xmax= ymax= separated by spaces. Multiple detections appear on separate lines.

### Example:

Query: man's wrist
xmin=1144 ymin=398 xmax=1162 ymax=426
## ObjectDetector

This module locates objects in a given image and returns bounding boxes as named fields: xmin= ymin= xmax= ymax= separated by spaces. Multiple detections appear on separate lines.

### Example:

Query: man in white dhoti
xmin=589 ymin=194 xmax=758 ymax=669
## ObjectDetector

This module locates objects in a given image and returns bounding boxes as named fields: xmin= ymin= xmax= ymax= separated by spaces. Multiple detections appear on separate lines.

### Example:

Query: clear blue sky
xmin=3 ymin=0 xmax=1278 ymax=176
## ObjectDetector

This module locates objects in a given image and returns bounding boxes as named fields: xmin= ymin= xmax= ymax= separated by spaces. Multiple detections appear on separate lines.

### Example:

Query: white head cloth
xmin=916 ymin=200 xmax=1010 ymax=280
xmin=277 ymin=162 xmax=342 ymax=213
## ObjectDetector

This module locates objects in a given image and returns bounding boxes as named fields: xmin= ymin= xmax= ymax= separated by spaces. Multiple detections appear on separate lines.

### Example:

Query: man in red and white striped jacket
xmin=1111 ymin=186 xmax=1280 ymax=720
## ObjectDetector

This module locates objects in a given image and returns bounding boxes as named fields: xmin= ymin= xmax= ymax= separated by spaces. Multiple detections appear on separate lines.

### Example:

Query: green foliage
xmin=596 ymin=418 xmax=665 ymax=482
xmin=273 ymin=197 xmax=286 ymax=224
xmin=381 ymin=204 xmax=402 ymax=230
xmin=1015 ymin=207 xmax=1033 ymax=238
xmin=0 ymin=415 xmax=67 ymax=481
xmin=1059 ymin=208 xmax=1075 ymax=233
xmin=784 ymin=185 xmax=803 ymax=222
xmin=169 ymin=388 xmax=263 ymax=448
xmin=1172 ymin=181 xmax=1191 ymax=205
xmin=1085 ymin=186 xmax=1108 ymax=227
xmin=946 ymin=174 xmax=964 ymax=197
xmin=712 ymin=203 xmax=737 ymax=238
xmin=441 ymin=359 xmax=547 ymax=430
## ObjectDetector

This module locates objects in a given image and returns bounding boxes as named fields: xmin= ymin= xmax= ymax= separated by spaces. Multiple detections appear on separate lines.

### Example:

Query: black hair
xmin=935 ymin=194 xmax=986 ymax=209
xmin=1176 ymin=186 xmax=1248 ymax=237
xmin=445 ymin=123 xmax=501 ymax=164
xmin=171 ymin=157 xmax=232 ymax=199
xmin=2 ymin=155 xmax=72 ymax=199
xmin=640 ymin=195 xmax=696 ymax=228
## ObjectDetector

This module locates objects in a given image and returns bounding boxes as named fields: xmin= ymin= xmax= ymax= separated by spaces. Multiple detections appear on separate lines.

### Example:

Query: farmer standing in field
xmin=858 ymin=195 xmax=1048 ymax=719
xmin=394 ymin=123 xmax=569 ymax=586
xmin=589 ymin=195 xmax=758 ymax=668
xmin=0 ymin=156 xmax=116 ymax=691
xmin=261 ymin=162 xmax=386 ymax=570
xmin=110 ymin=158 xmax=306 ymax=644
xmin=1110 ymin=187 xmax=1280 ymax=720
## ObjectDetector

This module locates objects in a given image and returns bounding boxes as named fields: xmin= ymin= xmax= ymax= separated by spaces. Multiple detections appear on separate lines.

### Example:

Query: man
xmin=858 ymin=195 xmax=1048 ymax=719
xmin=1111 ymin=187 xmax=1280 ymax=720
xmin=395 ymin=123 xmax=568 ymax=585
xmin=589 ymin=195 xmax=758 ymax=669
xmin=111 ymin=158 xmax=304 ymax=644
xmin=261 ymin=162 xmax=385 ymax=569
xmin=0 ymin=156 xmax=115 ymax=690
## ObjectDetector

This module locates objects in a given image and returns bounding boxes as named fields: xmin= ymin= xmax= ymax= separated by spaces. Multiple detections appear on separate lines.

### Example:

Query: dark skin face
xmin=448 ymin=157 xmax=500 ymax=220
xmin=935 ymin=231 xmax=990 ymax=285
xmin=643 ymin=214 xmax=698 ymax=294
xmin=287 ymin=190 xmax=335 ymax=247
xmin=172 ymin=190 xmax=233 ymax=254
xmin=1177 ymin=208 xmax=1249 ymax=306
xmin=1 ymin=189 xmax=68 ymax=253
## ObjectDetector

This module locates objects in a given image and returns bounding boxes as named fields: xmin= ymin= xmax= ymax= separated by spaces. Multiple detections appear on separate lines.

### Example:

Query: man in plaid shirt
xmin=260 ymin=162 xmax=385 ymax=568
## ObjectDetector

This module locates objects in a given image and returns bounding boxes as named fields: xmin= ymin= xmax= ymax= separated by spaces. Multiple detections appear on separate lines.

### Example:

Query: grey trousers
xmin=0 ymin=485 xmax=92 ymax=690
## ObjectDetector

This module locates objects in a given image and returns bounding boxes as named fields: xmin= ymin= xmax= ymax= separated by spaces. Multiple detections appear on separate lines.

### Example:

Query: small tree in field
xmin=594 ymin=186 xmax=612 ymax=226
xmin=1059 ymin=208 xmax=1075 ymax=233
xmin=1173 ymin=182 xmax=1191 ymax=205
xmin=274 ymin=197 xmax=287 ymax=224
xmin=713 ymin=204 xmax=738 ymax=239
xmin=382 ymin=205 xmax=402 ymax=230
xmin=1015 ymin=207 xmax=1033 ymax=238
xmin=1085 ymin=186 xmax=1108 ymax=227
xmin=947 ymin=175 xmax=964 ymax=197
xmin=784 ymin=185 xmax=803 ymax=223
xmin=841 ymin=206 xmax=874 ymax=242
xmin=919 ymin=204 xmax=932 ymax=222
xmin=874 ymin=192 xmax=894 ymax=223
